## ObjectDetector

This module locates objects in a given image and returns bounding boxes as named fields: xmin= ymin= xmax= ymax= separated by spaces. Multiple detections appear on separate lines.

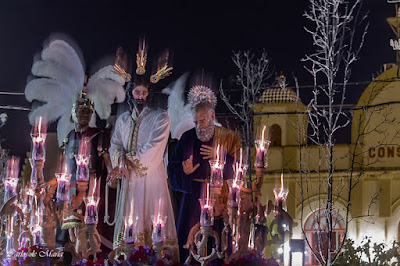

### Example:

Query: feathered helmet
xmin=71 ymin=90 xmax=94 ymax=123
xmin=112 ymin=38 xmax=173 ymax=85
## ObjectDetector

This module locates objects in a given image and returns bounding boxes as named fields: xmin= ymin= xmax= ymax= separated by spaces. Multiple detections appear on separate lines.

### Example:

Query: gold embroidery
xmin=130 ymin=108 xmax=151 ymax=153
xmin=131 ymin=158 xmax=148 ymax=178
xmin=126 ymin=108 xmax=151 ymax=177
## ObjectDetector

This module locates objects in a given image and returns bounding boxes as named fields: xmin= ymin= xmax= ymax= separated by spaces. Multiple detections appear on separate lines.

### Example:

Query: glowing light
xmin=206 ymin=183 xmax=210 ymax=207
xmin=260 ymin=126 xmax=266 ymax=151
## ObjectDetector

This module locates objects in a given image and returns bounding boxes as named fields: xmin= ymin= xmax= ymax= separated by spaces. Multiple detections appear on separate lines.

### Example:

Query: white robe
xmin=109 ymin=107 xmax=177 ymax=249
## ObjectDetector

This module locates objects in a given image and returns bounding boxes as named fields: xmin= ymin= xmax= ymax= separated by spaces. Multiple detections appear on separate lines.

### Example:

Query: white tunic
xmin=109 ymin=107 xmax=177 ymax=249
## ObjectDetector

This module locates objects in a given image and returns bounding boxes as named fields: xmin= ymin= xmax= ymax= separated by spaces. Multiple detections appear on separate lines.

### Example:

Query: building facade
xmin=255 ymin=67 xmax=400 ymax=264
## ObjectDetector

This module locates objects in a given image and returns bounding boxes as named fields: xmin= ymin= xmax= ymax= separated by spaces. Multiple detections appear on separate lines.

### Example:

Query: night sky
xmin=0 ymin=0 xmax=395 ymax=158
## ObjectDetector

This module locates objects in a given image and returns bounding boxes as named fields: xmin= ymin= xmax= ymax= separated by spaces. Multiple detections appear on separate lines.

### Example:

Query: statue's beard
xmin=196 ymin=123 xmax=214 ymax=142
xmin=134 ymin=99 xmax=147 ymax=113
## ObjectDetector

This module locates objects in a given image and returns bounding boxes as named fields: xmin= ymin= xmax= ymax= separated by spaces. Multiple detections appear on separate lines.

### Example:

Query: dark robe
xmin=62 ymin=127 xmax=114 ymax=252
xmin=168 ymin=126 xmax=241 ymax=262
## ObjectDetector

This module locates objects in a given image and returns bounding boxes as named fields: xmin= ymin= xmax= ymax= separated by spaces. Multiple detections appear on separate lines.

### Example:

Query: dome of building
xmin=258 ymin=74 xmax=301 ymax=104
xmin=259 ymin=87 xmax=300 ymax=103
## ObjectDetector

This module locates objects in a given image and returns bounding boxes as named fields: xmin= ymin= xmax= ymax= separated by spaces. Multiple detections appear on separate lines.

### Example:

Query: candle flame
xmin=87 ymin=196 xmax=96 ymax=206
xmin=239 ymin=148 xmax=242 ymax=170
xmin=5 ymin=178 xmax=18 ymax=188
xmin=216 ymin=144 xmax=220 ymax=161
xmin=9 ymin=216 xmax=14 ymax=234
xmin=76 ymin=154 xmax=90 ymax=165
xmin=206 ymin=182 xmax=210 ymax=207
xmin=278 ymin=172 xmax=284 ymax=197
xmin=259 ymin=126 xmax=266 ymax=151
xmin=92 ymin=178 xmax=97 ymax=197
xmin=128 ymin=198 xmax=135 ymax=222
xmin=157 ymin=198 xmax=162 ymax=221
xmin=58 ymin=173 xmax=69 ymax=182
xmin=38 ymin=117 xmax=42 ymax=138
xmin=27 ymin=188 xmax=34 ymax=196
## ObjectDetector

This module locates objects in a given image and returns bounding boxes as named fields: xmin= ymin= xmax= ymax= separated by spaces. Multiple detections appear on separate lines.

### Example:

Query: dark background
xmin=0 ymin=0 xmax=395 ymax=158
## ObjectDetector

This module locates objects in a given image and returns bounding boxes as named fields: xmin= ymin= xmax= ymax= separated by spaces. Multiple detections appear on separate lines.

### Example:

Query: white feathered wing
xmin=85 ymin=65 xmax=126 ymax=120
xmin=162 ymin=73 xmax=194 ymax=140
xmin=25 ymin=39 xmax=127 ymax=147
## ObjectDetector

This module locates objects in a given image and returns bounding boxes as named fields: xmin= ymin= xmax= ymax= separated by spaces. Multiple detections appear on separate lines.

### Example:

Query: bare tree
xmin=219 ymin=50 xmax=272 ymax=186
xmin=298 ymin=0 xmax=369 ymax=265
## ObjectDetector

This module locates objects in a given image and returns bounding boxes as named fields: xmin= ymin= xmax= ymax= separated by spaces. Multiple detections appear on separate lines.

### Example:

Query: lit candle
xmin=209 ymin=144 xmax=225 ymax=188
xmin=4 ymin=178 xmax=18 ymax=202
xmin=4 ymin=156 xmax=20 ymax=201
xmin=151 ymin=212 xmax=167 ymax=243
xmin=124 ymin=200 xmax=137 ymax=244
xmin=255 ymin=126 xmax=268 ymax=168
xmin=199 ymin=183 xmax=214 ymax=227
xmin=75 ymin=154 xmax=90 ymax=182
xmin=84 ymin=179 xmax=99 ymax=225
xmin=23 ymin=187 xmax=34 ymax=213
xmin=31 ymin=117 xmax=47 ymax=161
xmin=56 ymin=164 xmax=71 ymax=202
xmin=273 ymin=173 xmax=289 ymax=211
xmin=231 ymin=185 xmax=239 ymax=207
xmin=124 ymin=216 xmax=138 ymax=244
xmin=228 ymin=149 xmax=246 ymax=208
xmin=228 ymin=176 xmax=244 ymax=208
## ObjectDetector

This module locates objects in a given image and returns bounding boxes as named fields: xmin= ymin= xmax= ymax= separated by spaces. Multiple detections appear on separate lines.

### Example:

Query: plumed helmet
xmin=71 ymin=90 xmax=94 ymax=123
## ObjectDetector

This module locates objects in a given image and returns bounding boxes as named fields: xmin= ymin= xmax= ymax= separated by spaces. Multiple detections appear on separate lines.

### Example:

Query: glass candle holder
xmin=233 ymin=163 xmax=248 ymax=181
xmin=6 ymin=156 xmax=20 ymax=179
xmin=209 ymin=159 xmax=225 ymax=188
xmin=22 ymin=187 xmax=34 ymax=213
xmin=124 ymin=215 xmax=139 ymax=244
xmin=56 ymin=173 xmax=72 ymax=202
xmin=273 ymin=187 xmax=289 ymax=212
xmin=29 ymin=158 xmax=39 ymax=186
xmin=84 ymin=196 xmax=100 ymax=225
xmin=75 ymin=155 xmax=91 ymax=182
xmin=6 ymin=231 xmax=14 ymax=257
xmin=227 ymin=179 xmax=244 ymax=208
xmin=31 ymin=133 xmax=47 ymax=161
xmin=199 ymin=198 xmax=214 ymax=227
xmin=254 ymin=140 xmax=271 ymax=168
xmin=4 ymin=178 xmax=18 ymax=202
xmin=151 ymin=215 xmax=167 ymax=243
xmin=31 ymin=226 xmax=42 ymax=246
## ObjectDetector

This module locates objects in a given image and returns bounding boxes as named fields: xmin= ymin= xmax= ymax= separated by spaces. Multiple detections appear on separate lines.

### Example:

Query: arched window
xmin=303 ymin=209 xmax=345 ymax=266
xmin=270 ymin=124 xmax=282 ymax=146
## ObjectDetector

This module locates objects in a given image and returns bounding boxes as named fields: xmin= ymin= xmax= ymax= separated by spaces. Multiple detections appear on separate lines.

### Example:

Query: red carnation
xmin=156 ymin=259 xmax=165 ymax=266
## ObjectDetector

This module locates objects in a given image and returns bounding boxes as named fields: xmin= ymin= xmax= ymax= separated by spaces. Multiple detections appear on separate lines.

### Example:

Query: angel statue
xmin=24 ymin=35 xmax=127 ymax=260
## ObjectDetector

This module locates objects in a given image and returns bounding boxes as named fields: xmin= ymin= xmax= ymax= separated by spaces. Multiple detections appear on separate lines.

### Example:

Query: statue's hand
xmin=107 ymin=167 xmax=123 ymax=184
xmin=200 ymin=144 xmax=214 ymax=160
xmin=182 ymin=155 xmax=200 ymax=175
